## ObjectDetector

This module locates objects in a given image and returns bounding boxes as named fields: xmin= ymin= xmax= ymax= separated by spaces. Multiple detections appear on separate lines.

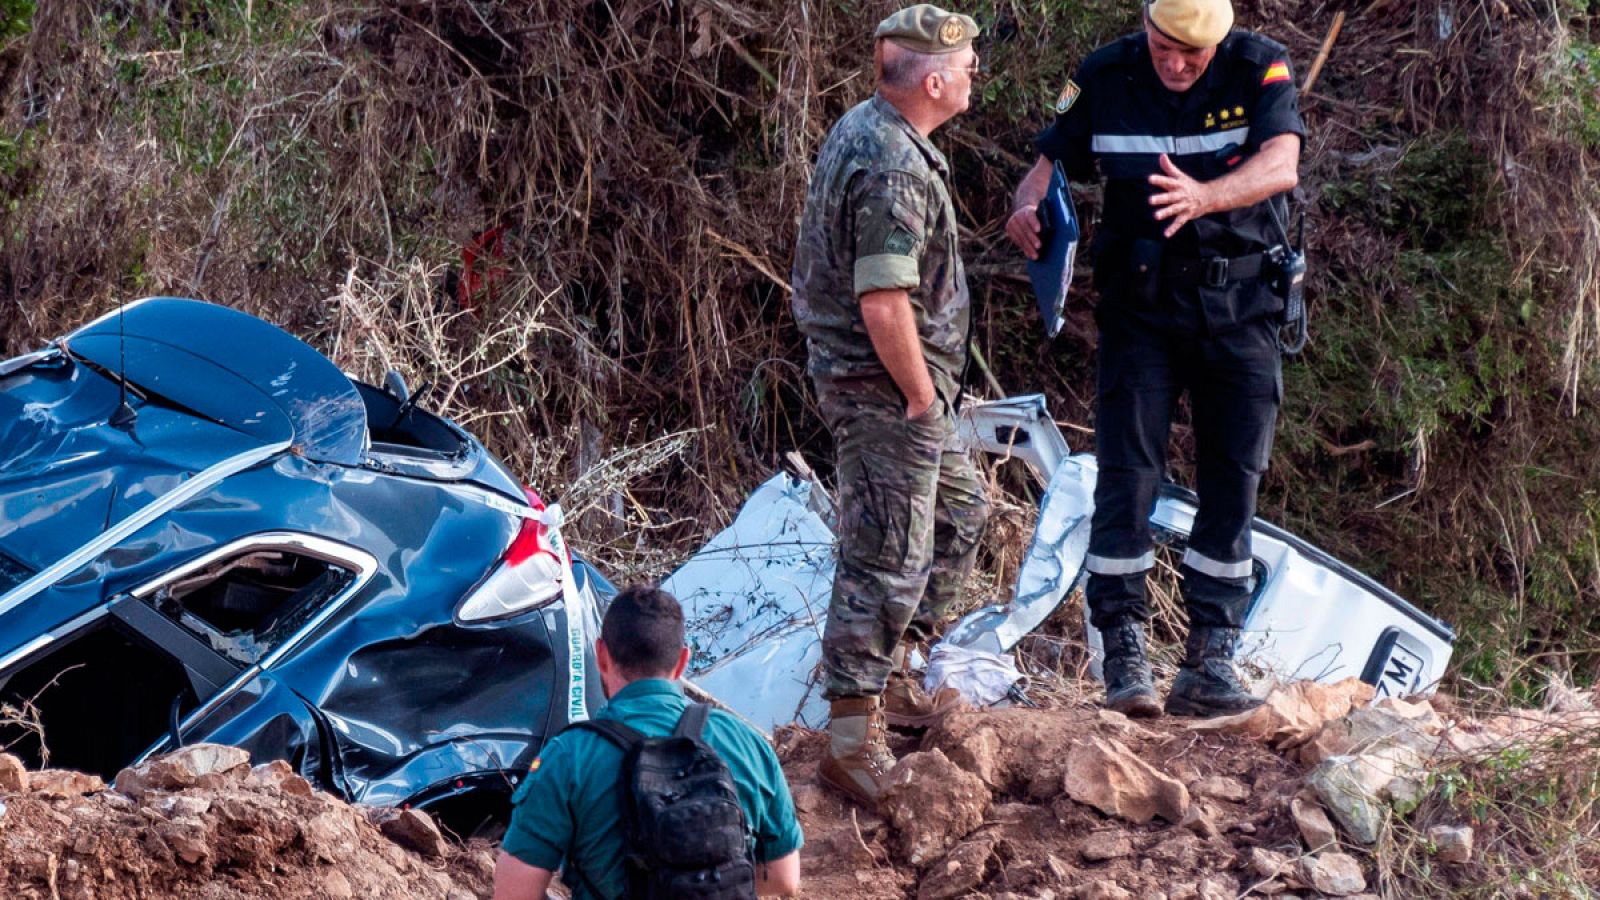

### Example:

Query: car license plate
xmin=1372 ymin=639 xmax=1426 ymax=699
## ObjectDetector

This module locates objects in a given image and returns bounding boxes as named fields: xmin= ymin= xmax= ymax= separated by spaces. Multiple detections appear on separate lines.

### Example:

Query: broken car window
xmin=146 ymin=551 xmax=356 ymax=666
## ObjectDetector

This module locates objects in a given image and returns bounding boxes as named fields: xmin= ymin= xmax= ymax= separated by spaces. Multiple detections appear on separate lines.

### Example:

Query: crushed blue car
xmin=0 ymin=297 xmax=612 ymax=837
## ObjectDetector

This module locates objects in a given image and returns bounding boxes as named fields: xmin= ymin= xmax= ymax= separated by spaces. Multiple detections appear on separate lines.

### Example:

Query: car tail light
xmin=457 ymin=488 xmax=571 ymax=623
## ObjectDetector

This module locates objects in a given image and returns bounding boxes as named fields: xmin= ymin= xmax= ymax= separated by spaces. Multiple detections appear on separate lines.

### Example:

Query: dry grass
xmin=2 ymin=4 xmax=1600 ymax=889
xmin=0 ymin=668 xmax=76 ymax=767
xmin=1380 ymin=714 xmax=1600 ymax=897
xmin=0 ymin=2 xmax=1596 ymax=649
xmin=0 ymin=696 xmax=45 ymax=764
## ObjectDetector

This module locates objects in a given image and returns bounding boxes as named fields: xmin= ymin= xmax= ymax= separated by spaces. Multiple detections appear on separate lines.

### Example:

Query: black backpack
xmin=565 ymin=702 xmax=757 ymax=900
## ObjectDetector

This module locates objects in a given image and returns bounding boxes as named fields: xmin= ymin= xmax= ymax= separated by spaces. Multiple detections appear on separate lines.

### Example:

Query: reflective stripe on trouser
xmin=1085 ymin=314 xmax=1281 ymax=630
xmin=818 ymin=385 xmax=990 ymax=699
xmin=1086 ymin=551 xmax=1155 ymax=576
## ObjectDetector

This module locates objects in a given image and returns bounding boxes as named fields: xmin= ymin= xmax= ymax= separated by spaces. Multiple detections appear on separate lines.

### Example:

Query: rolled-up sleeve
xmin=851 ymin=170 xmax=928 ymax=296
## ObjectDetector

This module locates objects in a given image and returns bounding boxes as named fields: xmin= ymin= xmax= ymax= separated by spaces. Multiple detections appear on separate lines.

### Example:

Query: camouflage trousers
xmin=818 ymin=382 xmax=990 ymax=699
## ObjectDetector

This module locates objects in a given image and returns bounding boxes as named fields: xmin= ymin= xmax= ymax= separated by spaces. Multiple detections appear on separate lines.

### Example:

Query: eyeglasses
xmin=943 ymin=62 xmax=982 ymax=80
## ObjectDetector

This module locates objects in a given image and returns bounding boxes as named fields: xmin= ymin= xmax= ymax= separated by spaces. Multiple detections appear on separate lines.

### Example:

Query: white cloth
xmin=925 ymin=642 xmax=1023 ymax=707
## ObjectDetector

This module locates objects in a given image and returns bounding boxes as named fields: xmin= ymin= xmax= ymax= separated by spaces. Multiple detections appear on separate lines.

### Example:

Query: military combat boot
xmin=1164 ymin=626 xmax=1263 ymax=718
xmin=1101 ymin=621 xmax=1161 ymax=718
xmin=818 ymin=695 xmax=898 ymax=809
xmin=882 ymin=641 xmax=963 ymax=729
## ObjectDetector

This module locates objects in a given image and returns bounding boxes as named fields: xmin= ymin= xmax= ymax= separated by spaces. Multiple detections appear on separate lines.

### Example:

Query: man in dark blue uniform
xmin=1006 ymin=0 xmax=1303 ymax=718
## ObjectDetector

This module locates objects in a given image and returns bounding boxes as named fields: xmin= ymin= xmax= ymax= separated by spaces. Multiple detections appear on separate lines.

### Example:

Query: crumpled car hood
xmin=66 ymin=298 xmax=367 ymax=465
xmin=0 ymin=355 xmax=267 ymax=574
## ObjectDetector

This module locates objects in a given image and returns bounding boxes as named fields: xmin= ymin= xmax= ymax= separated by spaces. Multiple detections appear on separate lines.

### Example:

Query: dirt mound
xmin=775 ymin=679 xmax=1572 ymax=899
xmin=0 ymin=744 xmax=494 ymax=900
xmin=781 ymin=711 xmax=1310 ymax=899
xmin=0 ymin=685 xmax=1594 ymax=897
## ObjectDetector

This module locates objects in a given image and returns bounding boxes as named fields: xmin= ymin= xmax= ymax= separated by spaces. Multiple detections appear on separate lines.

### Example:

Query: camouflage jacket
xmin=790 ymin=94 xmax=970 ymax=405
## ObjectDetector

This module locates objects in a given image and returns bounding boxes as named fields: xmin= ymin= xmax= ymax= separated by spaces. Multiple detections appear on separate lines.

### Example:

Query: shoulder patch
xmin=1261 ymin=60 xmax=1291 ymax=85
xmin=1053 ymin=79 xmax=1081 ymax=114
xmin=884 ymin=226 xmax=916 ymax=256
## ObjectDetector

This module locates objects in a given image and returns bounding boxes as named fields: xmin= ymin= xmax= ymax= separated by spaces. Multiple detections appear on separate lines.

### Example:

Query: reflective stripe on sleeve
xmin=1090 ymin=126 xmax=1250 ymax=156
xmin=1086 ymin=551 xmax=1155 ymax=575
xmin=1181 ymin=548 xmax=1253 ymax=579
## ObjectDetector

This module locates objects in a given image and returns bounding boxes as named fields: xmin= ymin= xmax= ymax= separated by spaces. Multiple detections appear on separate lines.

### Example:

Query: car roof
xmin=67 ymin=298 xmax=367 ymax=466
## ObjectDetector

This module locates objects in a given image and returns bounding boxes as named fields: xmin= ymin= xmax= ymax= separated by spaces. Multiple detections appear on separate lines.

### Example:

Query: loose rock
xmin=1191 ymin=775 xmax=1250 ymax=804
xmin=880 ymin=749 xmax=990 ymax=866
xmin=1429 ymin=824 xmax=1473 ymax=864
xmin=246 ymin=760 xmax=315 ymax=798
xmin=942 ymin=725 xmax=1002 ymax=788
xmin=1296 ymin=851 xmax=1367 ymax=896
xmin=917 ymin=838 xmax=994 ymax=900
xmin=1170 ymin=876 xmax=1238 ymax=900
xmin=378 ymin=808 xmax=446 ymax=859
xmin=1062 ymin=735 xmax=1189 ymax=824
xmin=1306 ymin=756 xmax=1390 ymax=844
xmin=1195 ymin=876 xmax=1238 ymax=900
xmin=1247 ymin=847 xmax=1292 ymax=880
xmin=1299 ymin=699 xmax=1446 ymax=767
xmin=322 ymin=869 xmax=355 ymax=899
xmin=1290 ymin=792 xmax=1339 ymax=850
xmin=30 ymin=769 xmax=104 ymax=798
xmin=304 ymin=810 xmax=361 ymax=863
xmin=0 ymin=754 xmax=27 ymax=792
xmin=1186 ymin=679 xmax=1375 ymax=750
xmin=155 ymin=821 xmax=210 ymax=866
xmin=1181 ymin=801 xmax=1220 ymax=839
xmin=115 ymin=743 xmax=250 ymax=798
xmin=1079 ymin=830 xmax=1133 ymax=862
xmin=1078 ymin=880 xmax=1134 ymax=900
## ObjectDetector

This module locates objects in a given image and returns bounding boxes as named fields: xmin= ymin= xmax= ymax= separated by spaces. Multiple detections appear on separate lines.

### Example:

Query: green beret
xmin=1147 ymin=0 xmax=1234 ymax=48
xmin=874 ymin=4 xmax=980 ymax=55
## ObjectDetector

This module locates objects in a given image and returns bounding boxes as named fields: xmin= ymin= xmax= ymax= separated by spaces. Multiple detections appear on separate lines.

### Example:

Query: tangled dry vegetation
xmin=1 ymin=0 xmax=1596 ymax=679
xmin=3 ymin=0 xmax=1600 ymax=891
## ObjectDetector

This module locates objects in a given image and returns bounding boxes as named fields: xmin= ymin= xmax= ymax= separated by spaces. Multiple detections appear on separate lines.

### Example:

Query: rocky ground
xmin=0 ymin=680 xmax=1588 ymax=899
xmin=0 ymin=744 xmax=494 ymax=899
xmin=774 ymin=679 xmax=1544 ymax=900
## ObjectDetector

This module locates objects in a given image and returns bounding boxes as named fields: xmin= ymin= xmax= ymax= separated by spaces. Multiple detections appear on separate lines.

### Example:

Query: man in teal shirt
xmin=493 ymin=585 xmax=804 ymax=899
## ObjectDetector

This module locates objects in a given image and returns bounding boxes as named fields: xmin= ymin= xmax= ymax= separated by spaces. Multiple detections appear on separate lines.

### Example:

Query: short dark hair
xmin=600 ymin=585 xmax=686 ymax=678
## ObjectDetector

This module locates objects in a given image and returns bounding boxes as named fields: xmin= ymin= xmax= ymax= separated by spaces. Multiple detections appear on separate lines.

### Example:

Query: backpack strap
xmin=672 ymin=702 xmax=712 ymax=740
xmin=556 ymin=718 xmax=649 ymax=899
xmin=563 ymin=718 xmax=647 ymax=752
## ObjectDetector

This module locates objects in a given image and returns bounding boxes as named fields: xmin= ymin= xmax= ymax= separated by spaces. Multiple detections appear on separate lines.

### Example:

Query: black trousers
xmin=1084 ymin=313 xmax=1282 ymax=630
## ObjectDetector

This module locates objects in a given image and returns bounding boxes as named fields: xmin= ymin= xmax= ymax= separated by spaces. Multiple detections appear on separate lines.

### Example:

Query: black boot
xmin=1101 ymin=621 xmax=1160 ymax=718
xmin=1164 ymin=626 xmax=1263 ymax=718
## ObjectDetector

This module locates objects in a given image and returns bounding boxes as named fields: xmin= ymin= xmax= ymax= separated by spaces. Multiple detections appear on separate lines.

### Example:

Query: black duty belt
xmin=1164 ymin=251 xmax=1267 ymax=288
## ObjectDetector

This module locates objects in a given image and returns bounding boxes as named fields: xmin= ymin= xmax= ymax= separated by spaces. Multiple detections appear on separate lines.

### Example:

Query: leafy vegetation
xmin=1 ymin=4 xmax=1599 ymax=888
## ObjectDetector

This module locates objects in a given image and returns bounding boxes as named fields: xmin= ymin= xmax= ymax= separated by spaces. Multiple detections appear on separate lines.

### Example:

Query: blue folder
xmin=1026 ymin=162 xmax=1079 ymax=339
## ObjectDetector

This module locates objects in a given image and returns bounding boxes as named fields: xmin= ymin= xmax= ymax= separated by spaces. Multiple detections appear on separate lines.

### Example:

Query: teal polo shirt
xmin=501 ymin=679 xmax=803 ymax=899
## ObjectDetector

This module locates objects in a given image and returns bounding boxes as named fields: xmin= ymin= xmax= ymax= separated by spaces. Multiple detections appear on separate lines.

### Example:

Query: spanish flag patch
xmin=1054 ymin=79 xmax=1081 ymax=114
xmin=1262 ymin=61 xmax=1291 ymax=86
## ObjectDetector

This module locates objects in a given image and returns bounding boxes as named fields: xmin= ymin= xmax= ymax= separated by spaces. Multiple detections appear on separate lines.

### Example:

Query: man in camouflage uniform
xmin=790 ymin=4 xmax=990 ymax=809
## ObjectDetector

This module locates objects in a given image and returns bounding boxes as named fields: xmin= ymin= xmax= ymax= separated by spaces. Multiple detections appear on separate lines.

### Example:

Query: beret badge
xmin=938 ymin=17 xmax=965 ymax=46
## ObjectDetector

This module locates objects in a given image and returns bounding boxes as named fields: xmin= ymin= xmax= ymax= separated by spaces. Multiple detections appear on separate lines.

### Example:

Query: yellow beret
xmin=1147 ymin=0 xmax=1234 ymax=48
xmin=874 ymin=4 xmax=980 ymax=56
